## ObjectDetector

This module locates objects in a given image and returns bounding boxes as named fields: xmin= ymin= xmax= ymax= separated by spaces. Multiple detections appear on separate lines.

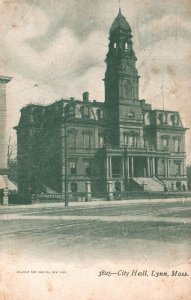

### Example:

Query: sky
xmin=0 ymin=0 xmax=191 ymax=162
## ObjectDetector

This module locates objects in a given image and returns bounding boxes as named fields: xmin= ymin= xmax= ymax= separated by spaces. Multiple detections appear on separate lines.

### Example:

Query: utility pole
xmin=64 ymin=121 xmax=68 ymax=207
xmin=162 ymin=67 xmax=165 ymax=110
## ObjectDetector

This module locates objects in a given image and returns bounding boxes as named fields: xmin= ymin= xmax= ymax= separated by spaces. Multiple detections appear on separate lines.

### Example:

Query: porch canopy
xmin=0 ymin=175 xmax=17 ymax=191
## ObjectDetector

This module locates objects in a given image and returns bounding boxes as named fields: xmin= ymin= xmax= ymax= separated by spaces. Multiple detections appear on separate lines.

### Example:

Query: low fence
xmin=113 ymin=190 xmax=191 ymax=200
xmin=32 ymin=190 xmax=191 ymax=203
xmin=32 ymin=192 xmax=87 ymax=203
xmin=5 ymin=190 xmax=191 ymax=205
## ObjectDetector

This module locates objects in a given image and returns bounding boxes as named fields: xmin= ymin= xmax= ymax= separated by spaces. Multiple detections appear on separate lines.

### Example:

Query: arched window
xmin=114 ymin=43 xmax=117 ymax=48
xmin=123 ymin=80 xmax=132 ymax=99
xmin=125 ymin=42 xmax=128 ymax=50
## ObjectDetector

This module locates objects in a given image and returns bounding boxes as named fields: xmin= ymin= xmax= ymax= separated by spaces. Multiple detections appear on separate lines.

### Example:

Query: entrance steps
xmin=132 ymin=177 xmax=164 ymax=191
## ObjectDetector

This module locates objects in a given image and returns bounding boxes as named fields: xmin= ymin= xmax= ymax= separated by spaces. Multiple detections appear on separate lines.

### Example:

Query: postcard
xmin=0 ymin=1 xmax=190 ymax=299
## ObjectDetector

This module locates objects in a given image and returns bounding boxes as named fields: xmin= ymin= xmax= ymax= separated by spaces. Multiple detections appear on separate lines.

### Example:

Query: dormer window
xmin=66 ymin=103 xmax=76 ymax=117
xmin=81 ymin=106 xmax=90 ymax=118
xmin=171 ymin=114 xmax=178 ymax=126
xmin=159 ymin=113 xmax=167 ymax=125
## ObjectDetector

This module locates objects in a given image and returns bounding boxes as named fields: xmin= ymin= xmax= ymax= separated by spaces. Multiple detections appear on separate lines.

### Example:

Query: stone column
xmin=152 ymin=157 xmax=155 ymax=176
xmin=3 ymin=187 xmax=9 ymax=206
xmin=164 ymin=159 xmax=168 ymax=177
xmin=131 ymin=157 xmax=134 ymax=177
xmin=147 ymin=157 xmax=150 ymax=177
xmin=107 ymin=156 xmax=109 ymax=178
xmin=109 ymin=157 xmax=112 ymax=178
xmin=167 ymin=159 xmax=169 ymax=177
xmin=127 ymin=157 xmax=129 ymax=178
xmin=184 ymin=159 xmax=186 ymax=177
xmin=85 ymin=181 xmax=91 ymax=201
xmin=155 ymin=158 xmax=158 ymax=176
xmin=121 ymin=157 xmax=125 ymax=177
xmin=107 ymin=181 xmax=113 ymax=201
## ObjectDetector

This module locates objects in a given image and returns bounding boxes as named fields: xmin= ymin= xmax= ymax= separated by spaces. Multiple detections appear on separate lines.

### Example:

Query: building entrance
xmin=133 ymin=157 xmax=147 ymax=177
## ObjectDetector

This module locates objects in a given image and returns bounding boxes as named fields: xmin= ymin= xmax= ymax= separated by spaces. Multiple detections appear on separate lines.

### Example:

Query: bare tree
xmin=7 ymin=131 xmax=17 ymax=183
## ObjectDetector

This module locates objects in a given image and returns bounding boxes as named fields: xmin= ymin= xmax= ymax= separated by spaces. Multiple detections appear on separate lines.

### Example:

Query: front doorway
xmin=112 ymin=157 xmax=121 ymax=178
xmin=134 ymin=157 xmax=147 ymax=177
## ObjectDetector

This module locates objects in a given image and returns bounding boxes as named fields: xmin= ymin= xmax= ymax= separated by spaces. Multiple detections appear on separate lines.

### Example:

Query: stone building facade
xmin=0 ymin=75 xmax=17 ymax=205
xmin=15 ymin=9 xmax=188 ymax=196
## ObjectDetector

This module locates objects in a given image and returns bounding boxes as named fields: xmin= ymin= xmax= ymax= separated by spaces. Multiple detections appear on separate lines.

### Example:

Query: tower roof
xmin=110 ymin=8 xmax=131 ymax=34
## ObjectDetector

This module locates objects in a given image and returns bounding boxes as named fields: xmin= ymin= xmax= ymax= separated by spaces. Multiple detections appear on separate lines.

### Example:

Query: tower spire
xmin=118 ymin=0 xmax=122 ymax=15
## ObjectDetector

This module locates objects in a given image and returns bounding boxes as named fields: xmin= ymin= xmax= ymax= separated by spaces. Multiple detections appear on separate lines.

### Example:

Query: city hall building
xmin=15 ymin=9 xmax=188 ymax=196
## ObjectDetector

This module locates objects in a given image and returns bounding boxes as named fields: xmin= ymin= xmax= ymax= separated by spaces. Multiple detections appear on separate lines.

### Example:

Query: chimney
xmin=0 ymin=76 xmax=12 ymax=170
xmin=82 ymin=92 xmax=89 ymax=103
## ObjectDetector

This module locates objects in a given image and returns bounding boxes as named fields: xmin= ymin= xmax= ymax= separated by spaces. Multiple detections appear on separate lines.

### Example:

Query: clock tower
xmin=104 ymin=9 xmax=142 ymax=146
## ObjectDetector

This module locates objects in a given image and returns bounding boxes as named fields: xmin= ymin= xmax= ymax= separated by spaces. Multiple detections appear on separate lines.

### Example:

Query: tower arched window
xmin=114 ymin=43 xmax=117 ymax=48
xmin=123 ymin=80 xmax=132 ymax=99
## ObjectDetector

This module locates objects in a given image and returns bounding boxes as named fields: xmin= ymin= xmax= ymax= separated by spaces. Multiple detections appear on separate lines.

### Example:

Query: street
xmin=0 ymin=198 xmax=191 ymax=264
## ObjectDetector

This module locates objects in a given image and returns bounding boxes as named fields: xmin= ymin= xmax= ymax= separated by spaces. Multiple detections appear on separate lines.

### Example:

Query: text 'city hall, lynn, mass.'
xmin=15 ymin=9 xmax=188 ymax=196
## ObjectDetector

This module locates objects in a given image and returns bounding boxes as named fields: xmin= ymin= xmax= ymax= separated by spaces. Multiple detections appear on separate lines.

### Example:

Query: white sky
xmin=0 ymin=0 xmax=191 ymax=162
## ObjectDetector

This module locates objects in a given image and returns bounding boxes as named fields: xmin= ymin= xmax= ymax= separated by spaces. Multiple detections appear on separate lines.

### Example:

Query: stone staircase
xmin=132 ymin=177 xmax=164 ymax=191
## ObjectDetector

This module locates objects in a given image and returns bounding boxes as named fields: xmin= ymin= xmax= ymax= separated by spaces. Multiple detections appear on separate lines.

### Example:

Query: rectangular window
xmin=69 ymin=132 xmax=76 ymax=149
xmin=175 ymin=162 xmax=181 ymax=175
xmin=71 ymin=182 xmax=77 ymax=192
xmin=128 ymin=135 xmax=137 ymax=148
xmin=70 ymin=161 xmax=77 ymax=175
xmin=99 ymin=135 xmax=104 ymax=148
xmin=84 ymin=160 xmax=91 ymax=176
xmin=174 ymin=139 xmax=180 ymax=152
xmin=84 ymin=133 xmax=91 ymax=149
xmin=162 ymin=136 xmax=169 ymax=150
xmin=124 ymin=134 xmax=128 ymax=145
xmin=162 ymin=138 xmax=168 ymax=147
xmin=129 ymin=136 xmax=134 ymax=147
